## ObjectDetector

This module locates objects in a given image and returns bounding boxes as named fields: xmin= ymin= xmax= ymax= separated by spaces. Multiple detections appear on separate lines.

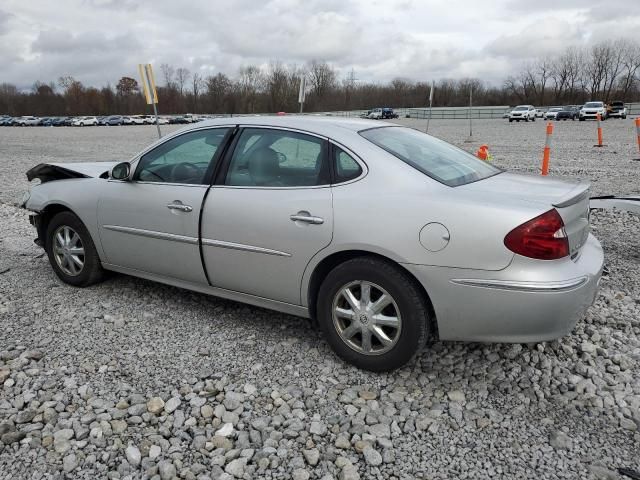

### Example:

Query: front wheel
xmin=45 ymin=211 xmax=105 ymax=287
xmin=317 ymin=257 xmax=431 ymax=371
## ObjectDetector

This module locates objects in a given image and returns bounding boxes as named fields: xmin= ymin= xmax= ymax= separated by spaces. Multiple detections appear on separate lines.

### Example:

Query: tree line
xmin=1 ymin=38 xmax=639 ymax=117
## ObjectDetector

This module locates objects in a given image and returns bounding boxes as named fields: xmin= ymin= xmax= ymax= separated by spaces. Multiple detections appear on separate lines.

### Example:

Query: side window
xmin=225 ymin=128 xmax=329 ymax=187
xmin=135 ymin=128 xmax=230 ymax=184
xmin=333 ymin=147 xmax=362 ymax=183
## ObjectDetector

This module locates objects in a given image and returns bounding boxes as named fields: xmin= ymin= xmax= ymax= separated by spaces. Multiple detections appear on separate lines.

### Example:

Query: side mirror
xmin=111 ymin=162 xmax=131 ymax=180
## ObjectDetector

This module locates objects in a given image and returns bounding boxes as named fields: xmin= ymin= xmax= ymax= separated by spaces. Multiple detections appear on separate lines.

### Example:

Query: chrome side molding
xmin=201 ymin=238 xmax=291 ymax=257
xmin=450 ymin=276 xmax=589 ymax=292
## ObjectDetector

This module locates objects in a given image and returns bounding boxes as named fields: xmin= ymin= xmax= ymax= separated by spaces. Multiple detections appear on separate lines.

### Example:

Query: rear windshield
xmin=360 ymin=127 xmax=501 ymax=187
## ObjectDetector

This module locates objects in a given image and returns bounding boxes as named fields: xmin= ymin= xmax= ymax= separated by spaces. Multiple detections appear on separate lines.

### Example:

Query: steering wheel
xmin=140 ymin=168 xmax=165 ymax=181
xmin=170 ymin=162 xmax=201 ymax=183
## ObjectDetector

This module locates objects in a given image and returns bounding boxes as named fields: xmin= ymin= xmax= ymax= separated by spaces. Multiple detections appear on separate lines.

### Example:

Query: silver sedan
xmin=22 ymin=116 xmax=604 ymax=371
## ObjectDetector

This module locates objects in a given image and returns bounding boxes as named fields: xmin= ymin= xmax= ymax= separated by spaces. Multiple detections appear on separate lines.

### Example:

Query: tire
xmin=45 ymin=211 xmax=105 ymax=287
xmin=317 ymin=257 xmax=431 ymax=372
xmin=579 ymin=118 xmax=585 ymax=122
xmin=509 ymin=119 xmax=513 ymax=123
xmin=532 ymin=117 xmax=535 ymax=122
xmin=622 ymin=115 xmax=627 ymax=119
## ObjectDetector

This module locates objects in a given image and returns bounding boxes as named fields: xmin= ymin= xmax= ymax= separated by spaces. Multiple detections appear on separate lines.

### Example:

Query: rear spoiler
xmin=553 ymin=182 xmax=590 ymax=208
xmin=590 ymin=195 xmax=640 ymax=215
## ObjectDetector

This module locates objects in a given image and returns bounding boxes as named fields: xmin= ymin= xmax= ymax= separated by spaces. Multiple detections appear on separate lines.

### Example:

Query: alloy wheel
xmin=52 ymin=225 xmax=85 ymax=276
xmin=332 ymin=280 xmax=402 ymax=356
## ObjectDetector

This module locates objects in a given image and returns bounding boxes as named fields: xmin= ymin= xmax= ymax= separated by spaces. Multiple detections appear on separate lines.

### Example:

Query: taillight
xmin=504 ymin=209 xmax=569 ymax=260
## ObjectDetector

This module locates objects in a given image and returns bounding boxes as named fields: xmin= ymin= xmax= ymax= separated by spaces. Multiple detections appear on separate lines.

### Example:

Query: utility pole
xmin=426 ymin=81 xmax=434 ymax=134
xmin=298 ymin=76 xmax=306 ymax=114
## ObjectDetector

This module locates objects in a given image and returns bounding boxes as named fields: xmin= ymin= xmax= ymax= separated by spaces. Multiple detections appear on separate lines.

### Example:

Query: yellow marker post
xmin=138 ymin=63 xmax=161 ymax=138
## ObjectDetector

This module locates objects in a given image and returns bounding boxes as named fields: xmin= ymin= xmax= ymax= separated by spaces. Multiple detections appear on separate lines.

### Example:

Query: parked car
xmin=579 ymin=102 xmax=607 ymax=121
xmin=535 ymin=109 xmax=545 ymax=118
xmin=508 ymin=105 xmax=536 ymax=122
xmin=39 ymin=117 xmax=55 ymax=126
xmin=382 ymin=108 xmax=399 ymax=119
xmin=556 ymin=106 xmax=578 ymax=121
xmin=14 ymin=116 xmax=41 ymax=126
xmin=367 ymin=108 xmax=384 ymax=120
xmin=51 ymin=117 xmax=68 ymax=127
xmin=22 ymin=117 xmax=603 ymax=371
xmin=72 ymin=116 xmax=99 ymax=126
xmin=122 ymin=116 xmax=133 ymax=125
xmin=106 ymin=115 xmax=124 ymax=126
xmin=607 ymin=101 xmax=627 ymax=119
xmin=544 ymin=107 xmax=563 ymax=120
xmin=502 ymin=110 xmax=510 ymax=119
xmin=63 ymin=117 xmax=76 ymax=126
xmin=169 ymin=116 xmax=190 ymax=124
xmin=0 ymin=116 xmax=15 ymax=126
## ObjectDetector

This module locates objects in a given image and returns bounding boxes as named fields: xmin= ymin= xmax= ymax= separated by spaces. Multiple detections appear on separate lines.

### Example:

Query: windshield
xmin=584 ymin=102 xmax=602 ymax=108
xmin=514 ymin=106 xmax=528 ymax=111
xmin=550 ymin=108 xmax=562 ymax=112
xmin=360 ymin=127 xmax=501 ymax=187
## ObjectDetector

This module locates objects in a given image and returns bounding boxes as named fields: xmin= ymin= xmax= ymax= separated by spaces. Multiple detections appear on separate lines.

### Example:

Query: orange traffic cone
xmin=476 ymin=144 xmax=492 ymax=161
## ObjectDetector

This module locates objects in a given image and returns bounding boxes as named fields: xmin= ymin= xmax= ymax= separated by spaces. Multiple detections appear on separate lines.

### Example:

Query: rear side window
xmin=333 ymin=147 xmax=362 ymax=183
xmin=225 ymin=128 xmax=329 ymax=187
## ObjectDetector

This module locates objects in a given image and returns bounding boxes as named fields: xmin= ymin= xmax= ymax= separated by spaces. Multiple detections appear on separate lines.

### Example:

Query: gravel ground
xmin=1 ymin=120 xmax=639 ymax=480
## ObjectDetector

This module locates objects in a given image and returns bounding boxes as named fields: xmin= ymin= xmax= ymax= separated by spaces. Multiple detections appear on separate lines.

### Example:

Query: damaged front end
xmin=25 ymin=162 xmax=110 ymax=183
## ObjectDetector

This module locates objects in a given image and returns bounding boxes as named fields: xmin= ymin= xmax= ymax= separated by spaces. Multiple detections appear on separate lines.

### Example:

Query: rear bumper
xmin=404 ymin=233 xmax=604 ymax=343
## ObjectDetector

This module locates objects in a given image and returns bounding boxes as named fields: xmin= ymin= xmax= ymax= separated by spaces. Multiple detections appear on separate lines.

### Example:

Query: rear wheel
xmin=317 ymin=257 xmax=431 ymax=371
xmin=45 ymin=212 xmax=105 ymax=287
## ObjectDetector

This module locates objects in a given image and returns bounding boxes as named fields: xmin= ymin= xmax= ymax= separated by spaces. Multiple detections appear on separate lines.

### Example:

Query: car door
xmin=201 ymin=126 xmax=333 ymax=305
xmin=97 ymin=127 xmax=232 ymax=284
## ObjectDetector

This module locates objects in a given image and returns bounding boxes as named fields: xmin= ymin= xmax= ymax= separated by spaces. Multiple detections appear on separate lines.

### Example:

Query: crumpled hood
xmin=26 ymin=162 xmax=118 ymax=183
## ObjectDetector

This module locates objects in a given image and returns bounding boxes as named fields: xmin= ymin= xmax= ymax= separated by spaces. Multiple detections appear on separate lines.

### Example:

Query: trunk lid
xmin=460 ymin=172 xmax=591 ymax=259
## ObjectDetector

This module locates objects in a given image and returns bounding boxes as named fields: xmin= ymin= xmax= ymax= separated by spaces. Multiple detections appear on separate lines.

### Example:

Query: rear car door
xmin=97 ymin=127 xmax=232 ymax=284
xmin=201 ymin=127 xmax=333 ymax=305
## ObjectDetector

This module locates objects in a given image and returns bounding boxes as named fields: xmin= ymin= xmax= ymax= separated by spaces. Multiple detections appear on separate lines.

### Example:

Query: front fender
xmin=25 ymin=178 xmax=106 ymax=261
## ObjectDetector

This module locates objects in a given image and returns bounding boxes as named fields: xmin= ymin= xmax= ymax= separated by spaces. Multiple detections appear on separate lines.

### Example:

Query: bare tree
xmin=160 ymin=63 xmax=175 ymax=88
xmin=617 ymin=39 xmax=640 ymax=100
xmin=307 ymin=60 xmax=336 ymax=102
xmin=205 ymin=73 xmax=232 ymax=112
xmin=237 ymin=65 xmax=265 ymax=112
xmin=175 ymin=67 xmax=191 ymax=97
xmin=191 ymin=72 xmax=204 ymax=112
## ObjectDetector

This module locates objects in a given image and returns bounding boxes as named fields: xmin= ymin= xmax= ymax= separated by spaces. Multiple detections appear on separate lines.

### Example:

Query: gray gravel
xmin=1 ymin=121 xmax=639 ymax=479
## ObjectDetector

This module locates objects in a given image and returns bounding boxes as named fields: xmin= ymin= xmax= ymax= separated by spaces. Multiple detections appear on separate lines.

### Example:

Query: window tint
xmin=225 ymin=128 xmax=329 ymax=187
xmin=333 ymin=147 xmax=362 ymax=183
xmin=135 ymin=128 xmax=229 ymax=184
xmin=360 ymin=127 xmax=501 ymax=187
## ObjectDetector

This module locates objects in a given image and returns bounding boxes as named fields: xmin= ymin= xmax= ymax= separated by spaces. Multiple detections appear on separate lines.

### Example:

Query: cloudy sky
xmin=1 ymin=0 xmax=639 ymax=89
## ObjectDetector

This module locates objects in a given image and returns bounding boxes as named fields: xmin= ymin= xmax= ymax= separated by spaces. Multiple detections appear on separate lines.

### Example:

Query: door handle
xmin=290 ymin=213 xmax=324 ymax=225
xmin=167 ymin=203 xmax=193 ymax=212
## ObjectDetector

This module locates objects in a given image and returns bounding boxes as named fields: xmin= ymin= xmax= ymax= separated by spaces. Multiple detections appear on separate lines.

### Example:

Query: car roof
xmin=185 ymin=115 xmax=390 ymax=138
